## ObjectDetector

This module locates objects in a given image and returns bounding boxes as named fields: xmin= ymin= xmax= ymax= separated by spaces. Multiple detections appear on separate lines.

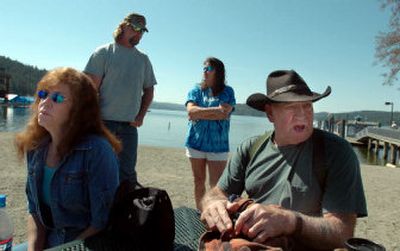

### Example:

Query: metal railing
xmin=352 ymin=127 xmax=400 ymax=145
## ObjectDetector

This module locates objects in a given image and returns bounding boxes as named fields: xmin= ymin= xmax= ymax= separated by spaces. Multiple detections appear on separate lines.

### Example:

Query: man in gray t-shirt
xmin=201 ymin=70 xmax=367 ymax=250
xmin=84 ymin=13 xmax=157 ymax=184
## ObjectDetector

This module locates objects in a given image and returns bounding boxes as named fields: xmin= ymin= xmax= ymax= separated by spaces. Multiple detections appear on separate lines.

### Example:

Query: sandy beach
xmin=1 ymin=131 xmax=399 ymax=250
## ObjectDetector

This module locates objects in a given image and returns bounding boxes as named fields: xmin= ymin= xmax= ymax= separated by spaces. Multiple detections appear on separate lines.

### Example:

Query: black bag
xmin=107 ymin=181 xmax=175 ymax=251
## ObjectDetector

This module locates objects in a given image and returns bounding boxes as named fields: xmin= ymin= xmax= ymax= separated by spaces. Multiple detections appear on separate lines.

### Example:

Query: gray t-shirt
xmin=218 ymin=130 xmax=367 ymax=217
xmin=84 ymin=43 xmax=157 ymax=121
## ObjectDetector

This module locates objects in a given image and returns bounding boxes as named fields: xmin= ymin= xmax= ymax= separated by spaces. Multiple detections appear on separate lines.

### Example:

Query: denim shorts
xmin=185 ymin=147 xmax=228 ymax=161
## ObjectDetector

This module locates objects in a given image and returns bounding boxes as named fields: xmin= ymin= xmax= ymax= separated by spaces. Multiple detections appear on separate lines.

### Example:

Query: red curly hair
xmin=15 ymin=67 xmax=121 ymax=159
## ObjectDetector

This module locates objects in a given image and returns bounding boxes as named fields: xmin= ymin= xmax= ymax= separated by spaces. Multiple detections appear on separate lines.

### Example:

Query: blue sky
xmin=0 ymin=0 xmax=397 ymax=113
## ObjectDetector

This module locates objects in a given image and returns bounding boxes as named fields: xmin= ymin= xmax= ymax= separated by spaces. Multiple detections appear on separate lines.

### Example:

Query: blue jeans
xmin=103 ymin=120 xmax=138 ymax=184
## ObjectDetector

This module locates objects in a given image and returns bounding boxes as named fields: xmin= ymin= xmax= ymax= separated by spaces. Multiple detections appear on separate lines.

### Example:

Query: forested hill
xmin=0 ymin=55 xmax=47 ymax=95
xmin=0 ymin=55 xmax=266 ymax=117
xmin=0 ymin=55 xmax=396 ymax=123
xmin=150 ymin=104 xmax=398 ymax=124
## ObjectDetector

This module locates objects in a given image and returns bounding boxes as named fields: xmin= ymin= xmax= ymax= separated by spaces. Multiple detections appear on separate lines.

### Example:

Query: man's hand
xmin=232 ymin=204 xmax=296 ymax=243
xmin=132 ymin=86 xmax=153 ymax=127
xmin=200 ymin=199 xmax=233 ymax=232
xmin=130 ymin=114 xmax=145 ymax=127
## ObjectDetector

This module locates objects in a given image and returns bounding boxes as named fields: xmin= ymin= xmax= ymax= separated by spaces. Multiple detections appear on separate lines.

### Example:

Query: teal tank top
xmin=41 ymin=165 xmax=56 ymax=206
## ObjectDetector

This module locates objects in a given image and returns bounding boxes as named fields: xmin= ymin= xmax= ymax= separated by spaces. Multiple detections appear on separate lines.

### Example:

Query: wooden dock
xmin=317 ymin=119 xmax=400 ymax=167
xmin=348 ymin=127 xmax=400 ymax=166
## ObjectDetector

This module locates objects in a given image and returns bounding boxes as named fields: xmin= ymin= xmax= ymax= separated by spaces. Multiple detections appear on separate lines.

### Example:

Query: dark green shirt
xmin=218 ymin=130 xmax=367 ymax=217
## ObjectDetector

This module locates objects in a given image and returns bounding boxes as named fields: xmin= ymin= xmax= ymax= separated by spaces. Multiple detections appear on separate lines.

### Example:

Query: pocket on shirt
xmin=290 ymin=182 xmax=321 ymax=214
xmin=290 ymin=172 xmax=310 ymax=199
xmin=291 ymin=184 xmax=308 ymax=193
xmin=290 ymin=184 xmax=309 ymax=206
xmin=61 ymin=171 xmax=88 ymax=211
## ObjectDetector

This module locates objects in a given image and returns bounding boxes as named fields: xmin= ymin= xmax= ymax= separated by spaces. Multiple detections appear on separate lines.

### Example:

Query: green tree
xmin=375 ymin=0 xmax=400 ymax=86
xmin=0 ymin=56 xmax=46 ymax=95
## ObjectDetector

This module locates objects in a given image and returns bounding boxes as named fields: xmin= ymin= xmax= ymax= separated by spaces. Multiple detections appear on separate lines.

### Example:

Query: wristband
xmin=293 ymin=212 xmax=303 ymax=237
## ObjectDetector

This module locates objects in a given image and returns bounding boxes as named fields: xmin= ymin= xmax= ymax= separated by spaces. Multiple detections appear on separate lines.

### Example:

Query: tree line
xmin=0 ymin=55 xmax=47 ymax=95
xmin=0 ymin=55 xmax=266 ymax=117
xmin=0 ymin=55 xmax=397 ymax=123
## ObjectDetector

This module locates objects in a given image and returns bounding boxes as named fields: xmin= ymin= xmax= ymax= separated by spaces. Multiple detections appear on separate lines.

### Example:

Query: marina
xmin=317 ymin=119 xmax=400 ymax=167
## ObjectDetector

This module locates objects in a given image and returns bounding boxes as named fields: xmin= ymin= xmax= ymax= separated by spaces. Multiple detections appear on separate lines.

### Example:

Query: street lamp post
xmin=385 ymin=101 xmax=394 ymax=126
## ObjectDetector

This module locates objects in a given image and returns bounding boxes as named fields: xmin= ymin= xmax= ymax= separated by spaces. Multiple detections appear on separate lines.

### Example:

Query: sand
xmin=0 ymin=132 xmax=399 ymax=250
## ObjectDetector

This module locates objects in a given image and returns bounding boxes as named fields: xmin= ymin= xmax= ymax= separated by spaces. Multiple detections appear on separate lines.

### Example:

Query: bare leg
xmin=207 ymin=160 xmax=227 ymax=188
xmin=190 ymin=158 xmax=207 ymax=210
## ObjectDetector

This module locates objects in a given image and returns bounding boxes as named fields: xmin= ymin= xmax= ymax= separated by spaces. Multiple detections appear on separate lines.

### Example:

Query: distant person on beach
xmin=14 ymin=68 xmax=121 ymax=249
xmin=185 ymin=57 xmax=236 ymax=210
xmin=200 ymin=70 xmax=367 ymax=250
xmin=84 ymin=12 xmax=157 ymax=184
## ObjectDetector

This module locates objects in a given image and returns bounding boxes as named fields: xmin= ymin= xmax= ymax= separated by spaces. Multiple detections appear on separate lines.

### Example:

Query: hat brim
xmin=246 ymin=86 xmax=331 ymax=112
xmin=137 ymin=26 xmax=149 ymax=32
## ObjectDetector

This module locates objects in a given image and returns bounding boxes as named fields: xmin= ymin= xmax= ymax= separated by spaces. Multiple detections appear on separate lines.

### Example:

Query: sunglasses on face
xmin=203 ymin=66 xmax=214 ymax=73
xmin=37 ymin=90 xmax=66 ymax=104
xmin=130 ymin=25 xmax=146 ymax=34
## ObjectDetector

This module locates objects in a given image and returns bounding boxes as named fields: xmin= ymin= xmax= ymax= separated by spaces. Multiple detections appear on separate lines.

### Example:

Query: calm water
xmin=0 ymin=106 xmax=32 ymax=131
xmin=0 ymin=107 xmax=270 ymax=149
xmin=0 ymin=106 xmax=385 ymax=166
xmin=137 ymin=109 xmax=272 ymax=150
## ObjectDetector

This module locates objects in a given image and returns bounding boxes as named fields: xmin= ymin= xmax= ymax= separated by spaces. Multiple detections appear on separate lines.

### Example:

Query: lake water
xmin=0 ymin=107 xmax=270 ymax=150
xmin=0 ymin=106 xmax=386 ymax=166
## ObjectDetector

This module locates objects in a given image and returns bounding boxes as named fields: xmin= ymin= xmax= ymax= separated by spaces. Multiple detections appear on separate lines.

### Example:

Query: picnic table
xmin=45 ymin=206 xmax=206 ymax=251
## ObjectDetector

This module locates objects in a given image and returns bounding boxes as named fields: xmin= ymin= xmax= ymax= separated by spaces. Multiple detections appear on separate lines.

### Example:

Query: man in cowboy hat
xmin=200 ymin=70 xmax=367 ymax=250
xmin=84 ymin=12 xmax=157 ymax=184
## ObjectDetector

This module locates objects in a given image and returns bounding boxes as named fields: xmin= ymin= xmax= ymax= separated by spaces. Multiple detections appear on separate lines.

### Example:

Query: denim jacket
xmin=26 ymin=134 xmax=119 ymax=247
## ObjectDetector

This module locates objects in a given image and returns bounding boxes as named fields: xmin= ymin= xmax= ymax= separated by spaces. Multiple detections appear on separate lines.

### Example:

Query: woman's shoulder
xmin=75 ymin=134 xmax=112 ymax=151
xmin=27 ymin=137 xmax=50 ymax=160
xmin=187 ymin=84 xmax=203 ymax=97
xmin=218 ymin=85 xmax=235 ymax=102
xmin=189 ymin=83 xmax=202 ymax=91
xmin=221 ymin=85 xmax=235 ymax=96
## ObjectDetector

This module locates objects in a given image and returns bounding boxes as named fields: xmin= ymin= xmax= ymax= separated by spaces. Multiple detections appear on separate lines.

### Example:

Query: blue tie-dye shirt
xmin=185 ymin=85 xmax=236 ymax=152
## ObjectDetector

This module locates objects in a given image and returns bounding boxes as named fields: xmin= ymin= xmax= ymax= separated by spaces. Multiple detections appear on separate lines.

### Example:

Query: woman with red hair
xmin=15 ymin=67 xmax=121 ymax=250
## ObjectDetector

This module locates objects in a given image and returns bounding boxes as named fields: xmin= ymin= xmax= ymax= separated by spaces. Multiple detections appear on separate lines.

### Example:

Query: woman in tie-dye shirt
xmin=185 ymin=57 xmax=236 ymax=210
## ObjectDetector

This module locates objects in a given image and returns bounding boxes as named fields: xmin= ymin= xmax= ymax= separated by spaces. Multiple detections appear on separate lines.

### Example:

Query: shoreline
xmin=0 ymin=132 xmax=399 ymax=249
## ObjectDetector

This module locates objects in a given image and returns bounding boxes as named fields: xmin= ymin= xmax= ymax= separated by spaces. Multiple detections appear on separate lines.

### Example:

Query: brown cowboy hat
xmin=246 ymin=70 xmax=331 ymax=111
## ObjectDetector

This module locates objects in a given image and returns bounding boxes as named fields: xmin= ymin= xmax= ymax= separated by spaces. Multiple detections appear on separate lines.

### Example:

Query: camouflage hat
xmin=124 ymin=13 xmax=148 ymax=32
